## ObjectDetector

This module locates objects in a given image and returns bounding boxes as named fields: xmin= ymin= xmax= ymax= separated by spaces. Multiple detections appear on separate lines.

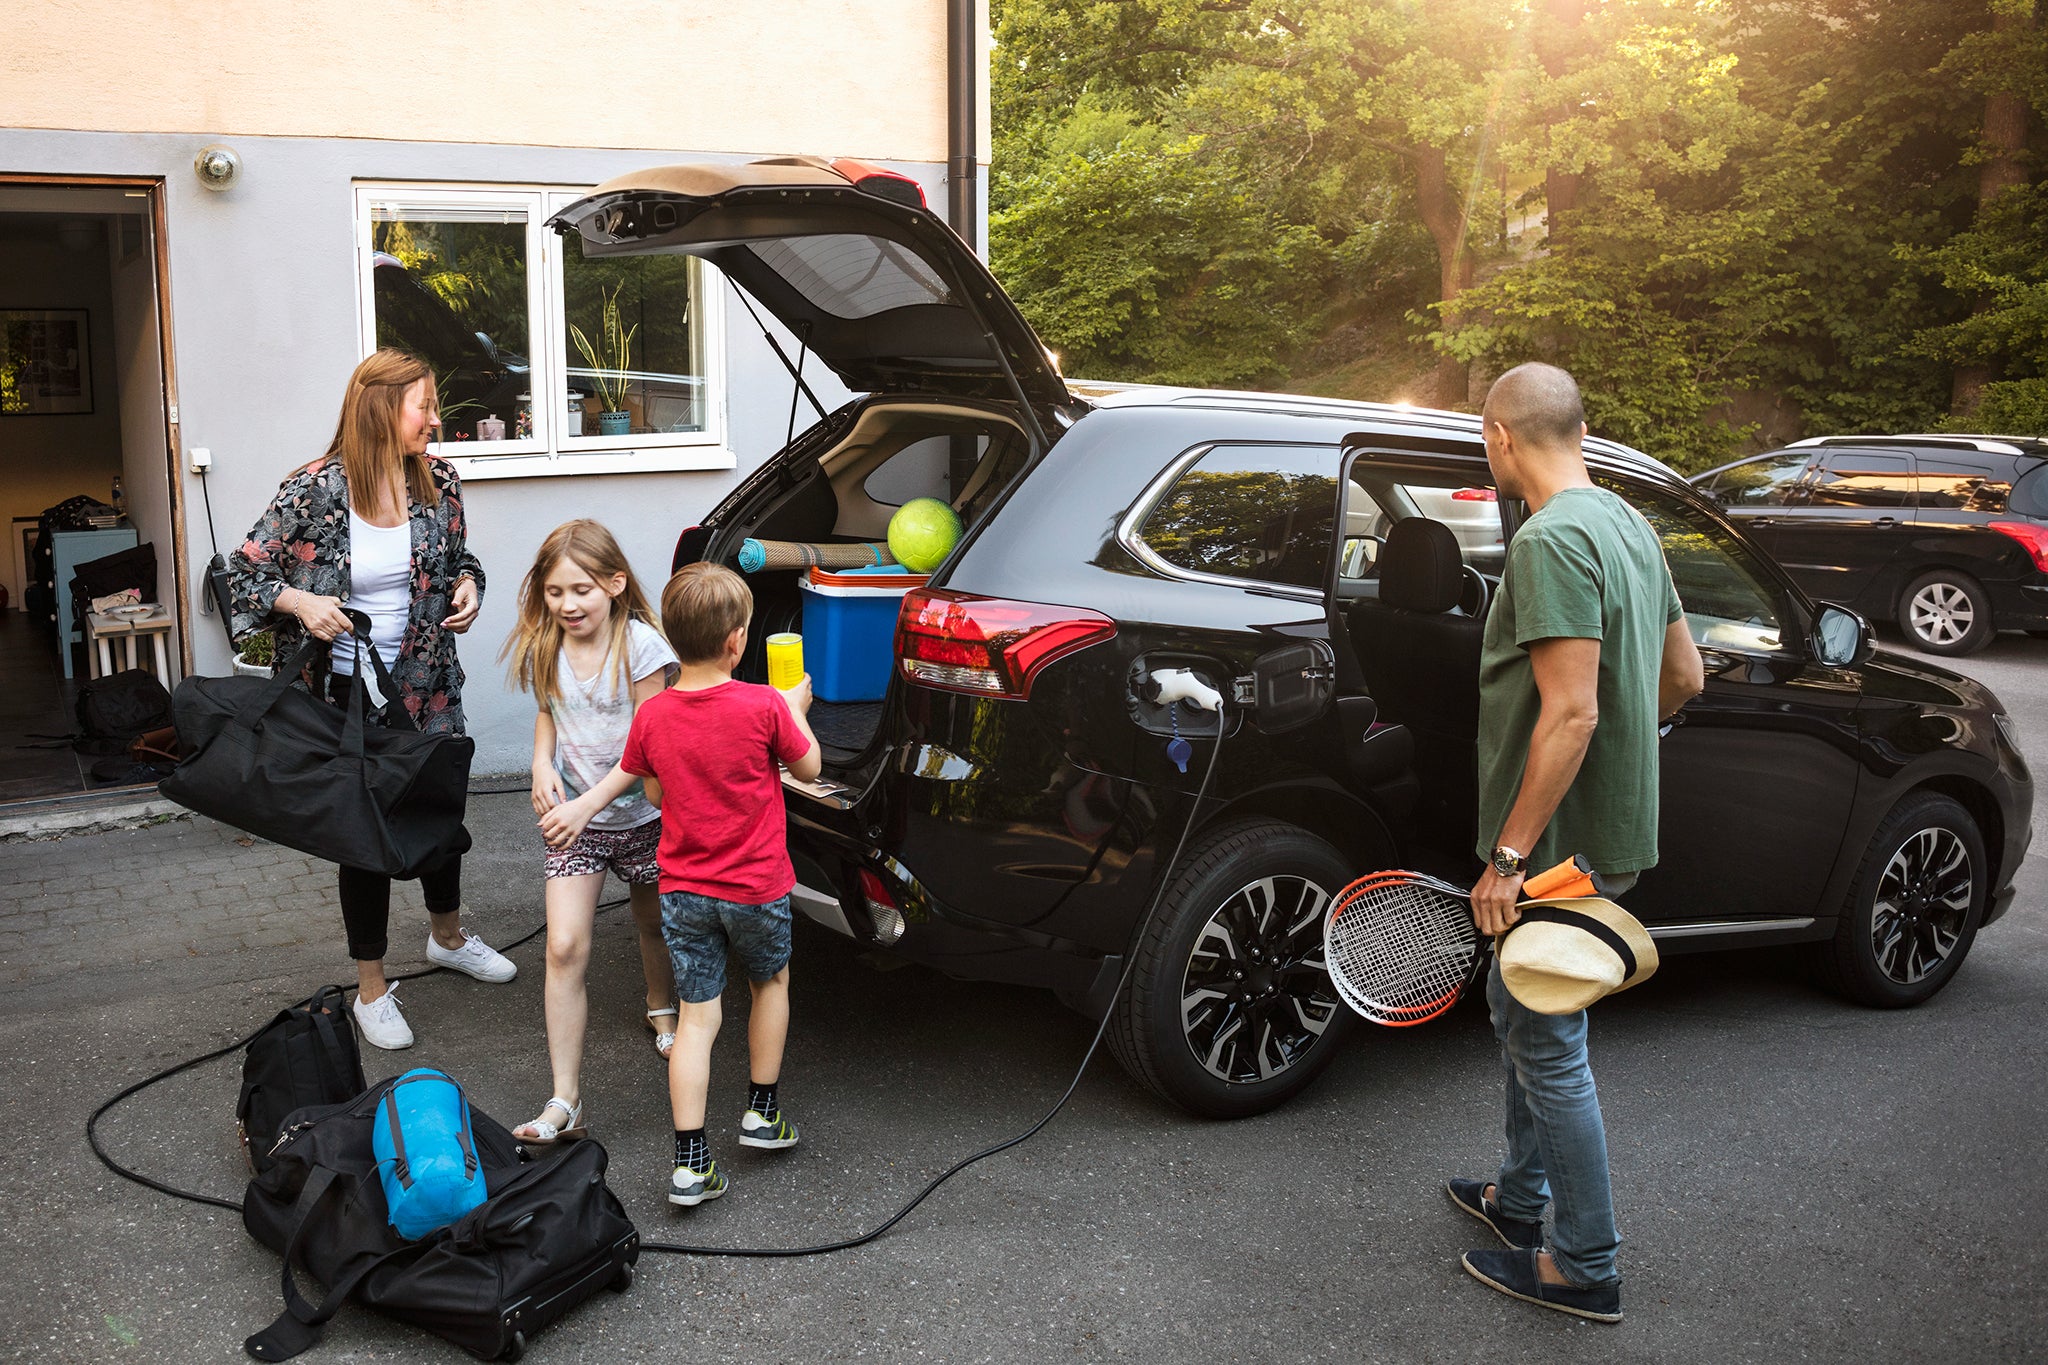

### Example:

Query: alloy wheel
xmin=1907 ymin=581 xmax=1975 ymax=649
xmin=1870 ymin=827 xmax=1974 ymax=984
xmin=1180 ymin=875 xmax=1341 ymax=1083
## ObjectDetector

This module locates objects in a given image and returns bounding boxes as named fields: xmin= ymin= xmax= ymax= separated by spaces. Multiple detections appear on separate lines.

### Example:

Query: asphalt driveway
xmin=1 ymin=631 xmax=2044 ymax=1364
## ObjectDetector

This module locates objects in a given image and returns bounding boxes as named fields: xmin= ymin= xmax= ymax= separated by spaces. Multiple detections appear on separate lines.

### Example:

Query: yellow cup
xmin=766 ymin=632 xmax=804 ymax=691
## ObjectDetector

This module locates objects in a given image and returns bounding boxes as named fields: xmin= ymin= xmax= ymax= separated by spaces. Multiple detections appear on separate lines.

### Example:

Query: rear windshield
xmin=746 ymin=235 xmax=952 ymax=318
xmin=2010 ymin=462 xmax=2048 ymax=518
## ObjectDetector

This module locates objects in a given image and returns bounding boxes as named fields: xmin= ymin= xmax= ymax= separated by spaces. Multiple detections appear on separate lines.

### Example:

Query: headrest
xmin=1379 ymin=517 xmax=1463 ymax=613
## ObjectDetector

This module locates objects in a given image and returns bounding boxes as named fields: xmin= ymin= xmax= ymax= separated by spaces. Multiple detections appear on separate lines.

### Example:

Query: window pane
xmin=1599 ymin=478 xmax=1784 ymax=654
xmin=746 ymin=235 xmax=951 ymax=318
xmin=1705 ymin=453 xmax=1811 ymax=507
xmin=1808 ymin=451 xmax=1914 ymax=509
xmin=562 ymin=250 xmax=703 ymax=436
xmin=369 ymin=206 xmax=531 ymax=444
xmin=1141 ymin=446 xmax=1337 ymax=589
xmin=1916 ymin=457 xmax=2011 ymax=512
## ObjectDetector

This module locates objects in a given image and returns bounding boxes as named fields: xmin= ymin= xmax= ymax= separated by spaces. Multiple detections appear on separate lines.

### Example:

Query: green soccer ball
xmin=887 ymin=498 xmax=963 ymax=573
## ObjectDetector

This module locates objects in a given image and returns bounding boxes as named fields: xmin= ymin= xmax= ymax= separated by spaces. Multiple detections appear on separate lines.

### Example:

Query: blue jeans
xmin=1485 ymin=870 xmax=1637 ymax=1289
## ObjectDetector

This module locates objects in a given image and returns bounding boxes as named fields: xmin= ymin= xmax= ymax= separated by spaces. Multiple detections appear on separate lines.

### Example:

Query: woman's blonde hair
xmin=314 ymin=348 xmax=441 ymax=515
xmin=501 ymin=520 xmax=659 ymax=712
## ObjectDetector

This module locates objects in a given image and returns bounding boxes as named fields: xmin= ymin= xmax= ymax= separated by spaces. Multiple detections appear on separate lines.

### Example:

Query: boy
xmin=542 ymin=562 xmax=821 ymax=1206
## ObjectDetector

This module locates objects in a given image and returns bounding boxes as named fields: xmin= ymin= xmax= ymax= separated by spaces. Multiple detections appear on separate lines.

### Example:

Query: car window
xmin=2011 ymin=463 xmax=2048 ymax=518
xmin=1703 ymin=452 xmax=1811 ymax=507
xmin=1139 ymin=444 xmax=1338 ymax=590
xmin=1597 ymin=477 xmax=1786 ymax=655
xmin=1807 ymin=451 xmax=1915 ymax=509
xmin=1915 ymin=455 xmax=2012 ymax=512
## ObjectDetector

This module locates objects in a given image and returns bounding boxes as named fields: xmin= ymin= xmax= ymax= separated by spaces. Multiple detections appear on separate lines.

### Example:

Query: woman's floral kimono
xmin=227 ymin=455 xmax=485 ymax=735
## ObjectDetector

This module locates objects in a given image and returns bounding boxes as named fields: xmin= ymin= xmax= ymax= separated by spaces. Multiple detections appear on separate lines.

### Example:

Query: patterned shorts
xmin=659 ymin=890 xmax=793 ymax=1003
xmin=544 ymin=819 xmax=662 ymax=884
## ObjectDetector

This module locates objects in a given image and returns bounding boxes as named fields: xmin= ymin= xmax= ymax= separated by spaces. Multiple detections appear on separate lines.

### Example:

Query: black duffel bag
xmin=159 ymin=618 xmax=472 ymax=878
xmin=244 ymin=1077 xmax=639 ymax=1361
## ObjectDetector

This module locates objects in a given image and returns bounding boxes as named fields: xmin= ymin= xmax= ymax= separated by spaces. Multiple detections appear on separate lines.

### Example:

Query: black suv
xmin=1692 ymin=436 xmax=2048 ymax=656
xmin=553 ymin=160 xmax=2033 ymax=1119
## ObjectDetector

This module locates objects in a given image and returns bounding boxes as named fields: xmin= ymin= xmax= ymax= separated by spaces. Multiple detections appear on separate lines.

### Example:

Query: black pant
xmin=328 ymin=673 xmax=462 ymax=961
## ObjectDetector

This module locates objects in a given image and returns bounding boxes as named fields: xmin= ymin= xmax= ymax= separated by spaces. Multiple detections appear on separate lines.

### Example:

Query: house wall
xmin=0 ymin=224 xmax=125 ymax=571
xmin=6 ymin=0 xmax=991 ymax=164
xmin=0 ymin=127 xmax=966 ymax=773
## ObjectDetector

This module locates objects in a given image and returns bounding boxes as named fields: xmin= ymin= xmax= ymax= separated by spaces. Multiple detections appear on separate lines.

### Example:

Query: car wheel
xmin=1898 ymin=570 xmax=1993 ymax=656
xmin=1813 ymin=791 xmax=1985 ymax=1008
xmin=1109 ymin=818 xmax=1356 ymax=1118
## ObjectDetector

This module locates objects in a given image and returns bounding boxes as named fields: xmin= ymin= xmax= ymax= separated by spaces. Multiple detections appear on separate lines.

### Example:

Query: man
xmin=1448 ymin=363 xmax=1704 ymax=1323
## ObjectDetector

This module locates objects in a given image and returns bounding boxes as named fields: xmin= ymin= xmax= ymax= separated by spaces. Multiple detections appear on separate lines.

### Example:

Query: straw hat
xmin=1498 ymin=897 xmax=1659 ymax=1014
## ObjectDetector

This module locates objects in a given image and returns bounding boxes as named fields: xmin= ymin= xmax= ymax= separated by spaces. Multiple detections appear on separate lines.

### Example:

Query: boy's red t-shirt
xmin=620 ymin=681 xmax=812 ymax=902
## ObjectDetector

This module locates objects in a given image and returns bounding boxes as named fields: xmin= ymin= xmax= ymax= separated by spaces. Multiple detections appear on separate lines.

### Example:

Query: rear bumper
xmin=1990 ymin=578 xmax=2048 ymax=630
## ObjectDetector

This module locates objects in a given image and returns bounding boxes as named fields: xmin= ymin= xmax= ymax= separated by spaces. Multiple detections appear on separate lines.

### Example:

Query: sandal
xmin=646 ymin=1006 xmax=678 ymax=1060
xmin=513 ymin=1097 xmax=586 ymax=1146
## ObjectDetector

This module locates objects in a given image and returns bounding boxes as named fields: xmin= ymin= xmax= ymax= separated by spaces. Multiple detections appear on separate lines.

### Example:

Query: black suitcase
xmin=243 ymin=1077 xmax=639 ymax=1362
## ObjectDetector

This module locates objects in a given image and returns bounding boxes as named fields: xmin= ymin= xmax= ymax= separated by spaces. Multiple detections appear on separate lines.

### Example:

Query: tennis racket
xmin=1322 ymin=857 xmax=1597 ymax=1026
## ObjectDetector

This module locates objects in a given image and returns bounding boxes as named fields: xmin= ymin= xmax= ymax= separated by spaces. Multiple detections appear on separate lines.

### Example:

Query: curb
xmin=0 ymin=792 xmax=190 ymax=843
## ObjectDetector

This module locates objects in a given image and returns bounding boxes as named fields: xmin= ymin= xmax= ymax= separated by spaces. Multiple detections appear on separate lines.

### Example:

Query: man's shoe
xmin=352 ymin=988 xmax=414 ymax=1050
xmin=425 ymin=928 xmax=517 ymax=983
xmin=1461 ymin=1248 xmax=1623 ymax=1323
xmin=1446 ymin=1177 xmax=1544 ymax=1251
xmin=668 ymin=1161 xmax=728 ymax=1207
xmin=737 ymin=1108 xmax=799 ymax=1150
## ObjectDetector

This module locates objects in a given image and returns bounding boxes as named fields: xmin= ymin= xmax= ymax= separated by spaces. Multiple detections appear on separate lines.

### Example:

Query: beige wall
xmin=7 ymin=1 xmax=990 ymax=164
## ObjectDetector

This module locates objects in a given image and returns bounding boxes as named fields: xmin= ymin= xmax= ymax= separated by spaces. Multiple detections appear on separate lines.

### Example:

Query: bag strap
xmin=242 ymin=1165 xmax=389 ymax=1360
xmin=341 ymin=609 xmax=419 ymax=734
xmin=241 ymin=636 xmax=326 ymax=727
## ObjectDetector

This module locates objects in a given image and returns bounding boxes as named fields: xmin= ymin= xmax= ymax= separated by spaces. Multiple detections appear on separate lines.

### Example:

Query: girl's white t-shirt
xmin=550 ymin=618 xmax=679 ymax=831
xmin=332 ymin=510 xmax=411 ymax=703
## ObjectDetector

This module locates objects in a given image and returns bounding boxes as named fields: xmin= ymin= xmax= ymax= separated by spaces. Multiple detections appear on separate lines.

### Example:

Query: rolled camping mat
xmin=737 ymin=539 xmax=892 ymax=573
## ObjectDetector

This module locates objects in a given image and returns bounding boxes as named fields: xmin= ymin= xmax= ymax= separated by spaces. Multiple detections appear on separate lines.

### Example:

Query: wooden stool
xmin=86 ymin=605 xmax=173 ymax=684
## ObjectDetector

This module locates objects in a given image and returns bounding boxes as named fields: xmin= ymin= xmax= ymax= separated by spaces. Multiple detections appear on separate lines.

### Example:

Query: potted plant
xmin=233 ymin=629 xmax=276 ymax=678
xmin=569 ymin=283 xmax=638 ymax=436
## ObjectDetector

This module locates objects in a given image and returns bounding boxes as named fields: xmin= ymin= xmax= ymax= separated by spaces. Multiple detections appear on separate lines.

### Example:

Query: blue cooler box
xmin=798 ymin=565 xmax=928 ymax=702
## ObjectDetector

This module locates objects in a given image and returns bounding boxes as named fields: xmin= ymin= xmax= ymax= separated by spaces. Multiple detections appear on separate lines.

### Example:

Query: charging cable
xmin=87 ymin=711 xmax=1231 ymax=1259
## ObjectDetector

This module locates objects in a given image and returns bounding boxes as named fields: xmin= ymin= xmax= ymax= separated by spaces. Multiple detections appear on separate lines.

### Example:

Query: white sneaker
xmin=353 ymin=987 xmax=414 ymax=1050
xmin=425 ymin=928 xmax=517 ymax=983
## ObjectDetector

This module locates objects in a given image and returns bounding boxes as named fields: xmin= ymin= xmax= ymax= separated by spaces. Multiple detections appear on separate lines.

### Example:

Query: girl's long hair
xmin=501 ymin=520 xmax=659 ymax=713
xmin=312 ymin=348 xmax=440 ymax=514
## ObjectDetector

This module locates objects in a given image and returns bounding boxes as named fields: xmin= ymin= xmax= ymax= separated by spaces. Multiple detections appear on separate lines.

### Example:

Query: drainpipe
xmin=947 ymin=0 xmax=979 ymax=254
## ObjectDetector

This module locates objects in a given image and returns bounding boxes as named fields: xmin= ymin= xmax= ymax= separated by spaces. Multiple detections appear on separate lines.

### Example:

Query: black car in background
xmin=552 ymin=160 xmax=2033 ymax=1119
xmin=1692 ymin=435 xmax=2048 ymax=656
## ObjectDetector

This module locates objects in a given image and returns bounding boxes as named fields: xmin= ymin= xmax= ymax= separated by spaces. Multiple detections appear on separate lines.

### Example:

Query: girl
xmin=502 ymin=520 xmax=680 ymax=1144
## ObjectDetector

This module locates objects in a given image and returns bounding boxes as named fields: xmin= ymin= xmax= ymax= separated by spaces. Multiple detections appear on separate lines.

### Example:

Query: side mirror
xmin=1244 ymin=639 xmax=1335 ymax=734
xmin=1813 ymin=603 xmax=1872 ymax=667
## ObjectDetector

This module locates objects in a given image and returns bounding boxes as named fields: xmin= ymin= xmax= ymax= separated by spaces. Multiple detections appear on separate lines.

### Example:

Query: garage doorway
xmin=0 ymin=178 xmax=186 ymax=803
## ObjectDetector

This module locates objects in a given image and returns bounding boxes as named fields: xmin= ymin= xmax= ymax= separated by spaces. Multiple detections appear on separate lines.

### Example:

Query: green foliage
xmin=992 ymin=0 xmax=2048 ymax=457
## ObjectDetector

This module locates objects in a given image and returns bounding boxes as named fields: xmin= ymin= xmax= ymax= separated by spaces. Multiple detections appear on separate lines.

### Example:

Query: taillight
xmin=895 ymin=589 xmax=1115 ymax=700
xmin=830 ymin=157 xmax=927 ymax=209
xmin=1450 ymin=487 xmax=1497 ymax=502
xmin=857 ymin=869 xmax=906 ymax=944
xmin=1990 ymin=521 xmax=2048 ymax=572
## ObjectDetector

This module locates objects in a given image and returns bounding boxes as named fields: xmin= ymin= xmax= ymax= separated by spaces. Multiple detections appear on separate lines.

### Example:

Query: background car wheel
xmin=1897 ymin=570 xmax=1993 ymax=656
xmin=1813 ymin=791 xmax=1985 ymax=1008
xmin=1109 ymin=818 xmax=1356 ymax=1118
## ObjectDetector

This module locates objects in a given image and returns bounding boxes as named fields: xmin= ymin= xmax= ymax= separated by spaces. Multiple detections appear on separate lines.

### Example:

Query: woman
xmin=229 ymin=347 xmax=514 ymax=1050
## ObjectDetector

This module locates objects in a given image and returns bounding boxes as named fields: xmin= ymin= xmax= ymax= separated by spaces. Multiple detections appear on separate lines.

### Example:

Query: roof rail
xmin=1787 ymin=434 xmax=2036 ymax=456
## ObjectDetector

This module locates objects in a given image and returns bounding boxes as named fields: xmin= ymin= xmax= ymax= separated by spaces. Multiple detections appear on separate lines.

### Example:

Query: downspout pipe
xmin=947 ymin=0 xmax=979 ymax=254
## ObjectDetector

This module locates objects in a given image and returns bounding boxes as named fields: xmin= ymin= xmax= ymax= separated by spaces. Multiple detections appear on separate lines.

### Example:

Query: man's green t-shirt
xmin=1475 ymin=485 xmax=1684 ymax=876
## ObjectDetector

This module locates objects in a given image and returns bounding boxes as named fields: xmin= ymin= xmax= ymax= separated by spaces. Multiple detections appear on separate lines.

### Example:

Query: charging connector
xmin=1144 ymin=667 xmax=1224 ymax=713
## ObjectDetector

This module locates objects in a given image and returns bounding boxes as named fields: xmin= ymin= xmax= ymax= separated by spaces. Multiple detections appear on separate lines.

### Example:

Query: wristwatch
xmin=1490 ymin=844 xmax=1528 ymax=879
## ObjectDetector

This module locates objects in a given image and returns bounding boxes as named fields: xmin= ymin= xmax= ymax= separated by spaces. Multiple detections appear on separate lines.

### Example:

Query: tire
xmin=1898 ymin=570 xmax=1993 ymax=656
xmin=1109 ymin=818 xmax=1357 ymax=1118
xmin=1813 ymin=791 xmax=1985 ymax=1007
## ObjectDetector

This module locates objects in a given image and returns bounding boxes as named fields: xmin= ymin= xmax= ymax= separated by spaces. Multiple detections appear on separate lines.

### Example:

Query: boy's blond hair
xmin=662 ymin=562 xmax=753 ymax=664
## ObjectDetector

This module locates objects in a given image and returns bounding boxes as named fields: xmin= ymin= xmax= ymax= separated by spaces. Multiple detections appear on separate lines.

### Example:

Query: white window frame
xmin=353 ymin=180 xmax=732 ymax=481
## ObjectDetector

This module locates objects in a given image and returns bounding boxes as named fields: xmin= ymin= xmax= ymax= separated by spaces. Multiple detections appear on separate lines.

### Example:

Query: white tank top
xmin=333 ymin=510 xmax=411 ymax=700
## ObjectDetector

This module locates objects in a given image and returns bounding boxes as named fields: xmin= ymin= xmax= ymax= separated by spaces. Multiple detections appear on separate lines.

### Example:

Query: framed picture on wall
xmin=0 ymin=309 xmax=93 ymax=416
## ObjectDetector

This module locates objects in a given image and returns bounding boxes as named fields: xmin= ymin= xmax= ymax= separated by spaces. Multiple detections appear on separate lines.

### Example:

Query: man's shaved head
xmin=1483 ymin=363 xmax=1585 ymax=451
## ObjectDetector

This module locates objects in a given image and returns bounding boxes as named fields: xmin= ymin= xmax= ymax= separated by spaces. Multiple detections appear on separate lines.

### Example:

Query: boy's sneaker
xmin=738 ymin=1108 xmax=799 ymax=1150
xmin=425 ymin=928 xmax=517 ymax=983
xmin=668 ymin=1161 xmax=728 ymax=1207
xmin=352 ymin=988 xmax=414 ymax=1050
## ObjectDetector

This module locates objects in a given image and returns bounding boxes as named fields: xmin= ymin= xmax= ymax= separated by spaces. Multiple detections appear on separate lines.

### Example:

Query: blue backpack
xmin=371 ymin=1068 xmax=486 ymax=1240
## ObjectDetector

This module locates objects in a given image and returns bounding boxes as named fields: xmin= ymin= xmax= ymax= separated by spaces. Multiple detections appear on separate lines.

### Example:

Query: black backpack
xmin=73 ymin=668 xmax=174 ymax=756
xmin=243 ymin=1077 xmax=639 ymax=1361
xmin=238 ymin=986 xmax=367 ymax=1174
